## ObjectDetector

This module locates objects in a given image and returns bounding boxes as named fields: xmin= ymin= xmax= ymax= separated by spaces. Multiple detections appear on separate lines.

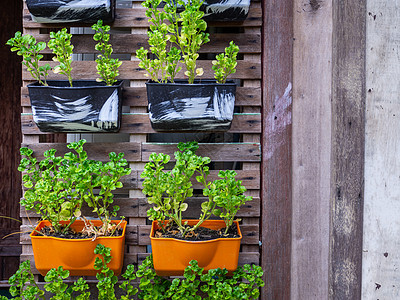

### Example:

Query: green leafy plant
xmin=6 ymin=32 xmax=51 ymax=86
xmin=141 ymin=141 xmax=252 ymax=237
xmin=5 ymin=250 xmax=264 ymax=300
xmin=92 ymin=20 xmax=122 ymax=86
xmin=7 ymin=21 xmax=122 ymax=87
xmin=94 ymin=244 xmax=119 ymax=300
xmin=206 ymin=170 xmax=253 ymax=235
xmin=44 ymin=266 xmax=71 ymax=300
xmin=8 ymin=260 xmax=45 ymax=300
xmin=48 ymin=28 xmax=74 ymax=87
xmin=137 ymin=0 xmax=238 ymax=84
xmin=18 ymin=139 xmax=131 ymax=236
xmin=212 ymin=41 xmax=240 ymax=84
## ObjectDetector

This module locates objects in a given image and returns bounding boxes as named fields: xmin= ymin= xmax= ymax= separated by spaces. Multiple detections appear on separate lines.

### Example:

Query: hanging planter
xmin=150 ymin=220 xmax=242 ymax=276
xmin=146 ymin=80 xmax=236 ymax=131
xmin=27 ymin=80 xmax=123 ymax=133
xmin=26 ymin=0 xmax=116 ymax=23
xmin=180 ymin=0 xmax=251 ymax=22
xmin=30 ymin=220 xmax=127 ymax=276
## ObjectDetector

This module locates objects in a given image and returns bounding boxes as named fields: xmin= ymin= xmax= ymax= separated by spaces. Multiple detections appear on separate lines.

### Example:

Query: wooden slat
xmin=137 ymin=224 xmax=259 ymax=246
xmin=22 ymin=61 xmax=262 ymax=81
xmin=22 ymin=87 xmax=262 ymax=108
xmin=21 ymin=113 xmax=261 ymax=135
xmin=138 ymin=197 xmax=261 ymax=218
xmin=29 ymin=33 xmax=261 ymax=54
xmin=330 ymin=0 xmax=366 ymax=299
xmin=292 ymin=0 xmax=332 ymax=298
xmin=262 ymin=0 xmax=293 ymax=298
xmin=20 ymin=142 xmax=141 ymax=162
xmin=23 ymin=3 xmax=262 ymax=28
xmin=141 ymin=143 xmax=261 ymax=162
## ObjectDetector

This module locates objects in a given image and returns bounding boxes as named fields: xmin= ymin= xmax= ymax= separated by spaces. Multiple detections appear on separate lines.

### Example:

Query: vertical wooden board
xmin=330 ymin=0 xmax=366 ymax=299
xmin=363 ymin=0 xmax=400 ymax=299
xmin=292 ymin=1 xmax=332 ymax=299
xmin=261 ymin=0 xmax=293 ymax=299
xmin=0 ymin=0 xmax=22 ymax=281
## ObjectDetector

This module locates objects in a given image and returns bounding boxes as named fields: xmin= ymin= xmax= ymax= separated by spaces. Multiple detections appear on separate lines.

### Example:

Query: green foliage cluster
xmin=47 ymin=28 xmax=74 ymax=87
xmin=18 ymin=139 xmax=131 ymax=235
xmin=92 ymin=20 xmax=122 ymax=86
xmin=6 ymin=20 xmax=121 ymax=87
xmin=141 ymin=141 xmax=252 ymax=236
xmin=136 ymin=0 xmax=238 ymax=84
xmin=212 ymin=41 xmax=240 ymax=84
xmin=6 ymin=32 xmax=51 ymax=86
xmin=4 ymin=246 xmax=264 ymax=300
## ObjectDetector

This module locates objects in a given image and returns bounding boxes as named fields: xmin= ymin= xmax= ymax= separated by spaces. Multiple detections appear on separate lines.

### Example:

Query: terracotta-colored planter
xmin=30 ymin=219 xmax=126 ymax=276
xmin=150 ymin=219 xmax=242 ymax=276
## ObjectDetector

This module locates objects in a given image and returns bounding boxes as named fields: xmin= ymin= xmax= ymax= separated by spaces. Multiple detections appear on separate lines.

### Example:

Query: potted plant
xmin=136 ymin=0 xmax=240 ymax=131
xmin=18 ymin=139 xmax=131 ymax=276
xmin=141 ymin=141 xmax=252 ymax=275
xmin=6 ymin=20 xmax=123 ymax=133
xmin=25 ymin=0 xmax=116 ymax=24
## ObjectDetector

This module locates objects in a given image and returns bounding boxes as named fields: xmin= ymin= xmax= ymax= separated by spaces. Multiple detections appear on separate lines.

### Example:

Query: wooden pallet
xmin=20 ymin=0 xmax=262 ymax=280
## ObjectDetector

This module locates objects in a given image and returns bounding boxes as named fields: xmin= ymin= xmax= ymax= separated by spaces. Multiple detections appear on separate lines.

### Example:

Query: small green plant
xmin=6 ymin=32 xmax=51 ymax=86
xmin=18 ymin=139 xmax=131 ymax=236
xmin=92 ymin=20 xmax=122 ymax=86
xmin=8 ymin=260 xmax=45 ymax=300
xmin=141 ymin=141 xmax=252 ymax=237
xmin=212 ymin=41 xmax=240 ymax=84
xmin=94 ymin=244 xmax=119 ymax=300
xmin=206 ymin=170 xmax=252 ymax=235
xmin=43 ymin=266 xmax=71 ymax=300
xmin=5 ymin=251 xmax=264 ymax=300
xmin=48 ymin=28 xmax=74 ymax=87
xmin=137 ymin=0 xmax=238 ymax=84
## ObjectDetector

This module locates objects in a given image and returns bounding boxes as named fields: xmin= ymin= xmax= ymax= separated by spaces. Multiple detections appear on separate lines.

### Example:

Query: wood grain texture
xmin=262 ymin=0 xmax=293 ymax=299
xmin=29 ymin=33 xmax=261 ymax=54
xmin=0 ymin=0 xmax=22 ymax=281
xmin=23 ymin=3 xmax=262 ymax=28
xmin=292 ymin=0 xmax=332 ymax=299
xmin=330 ymin=0 xmax=366 ymax=299
xmin=362 ymin=0 xmax=400 ymax=298
xmin=22 ymin=60 xmax=261 ymax=81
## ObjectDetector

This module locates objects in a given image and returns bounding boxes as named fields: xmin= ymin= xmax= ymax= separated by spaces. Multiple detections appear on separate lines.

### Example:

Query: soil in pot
xmin=38 ymin=222 xmax=124 ymax=239
xmin=153 ymin=222 xmax=239 ymax=241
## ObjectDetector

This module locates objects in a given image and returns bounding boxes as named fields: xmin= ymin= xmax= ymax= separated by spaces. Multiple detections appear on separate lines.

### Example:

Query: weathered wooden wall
xmin=20 ymin=0 xmax=262 ymax=290
xmin=292 ymin=0 xmax=332 ymax=298
xmin=0 ymin=0 xmax=22 ymax=283
xmin=363 ymin=0 xmax=400 ymax=298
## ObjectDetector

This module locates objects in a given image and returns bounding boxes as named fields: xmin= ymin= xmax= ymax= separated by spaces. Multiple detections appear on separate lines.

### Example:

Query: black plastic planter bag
xmin=26 ymin=0 xmax=116 ymax=23
xmin=146 ymin=80 xmax=236 ymax=132
xmin=27 ymin=80 xmax=123 ymax=133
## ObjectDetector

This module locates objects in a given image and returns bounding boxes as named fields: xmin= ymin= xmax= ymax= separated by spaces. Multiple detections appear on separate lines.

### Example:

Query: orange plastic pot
xmin=150 ymin=219 xmax=242 ymax=276
xmin=30 ymin=219 xmax=126 ymax=276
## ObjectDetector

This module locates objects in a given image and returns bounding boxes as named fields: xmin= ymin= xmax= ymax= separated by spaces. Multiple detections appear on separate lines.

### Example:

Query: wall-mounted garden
xmin=26 ymin=0 xmax=116 ymax=23
xmin=18 ymin=140 xmax=131 ymax=276
xmin=7 ymin=20 xmax=123 ymax=133
xmin=137 ymin=0 xmax=240 ymax=132
xmin=141 ymin=142 xmax=252 ymax=275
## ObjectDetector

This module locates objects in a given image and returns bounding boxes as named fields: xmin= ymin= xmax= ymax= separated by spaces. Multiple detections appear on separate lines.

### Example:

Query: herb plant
xmin=92 ymin=20 xmax=122 ymax=86
xmin=48 ymin=28 xmax=74 ymax=87
xmin=18 ymin=139 xmax=131 ymax=236
xmin=137 ymin=0 xmax=238 ymax=84
xmin=5 ymin=250 xmax=264 ymax=300
xmin=141 ymin=141 xmax=252 ymax=237
xmin=212 ymin=41 xmax=240 ymax=84
xmin=6 ymin=32 xmax=51 ymax=86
